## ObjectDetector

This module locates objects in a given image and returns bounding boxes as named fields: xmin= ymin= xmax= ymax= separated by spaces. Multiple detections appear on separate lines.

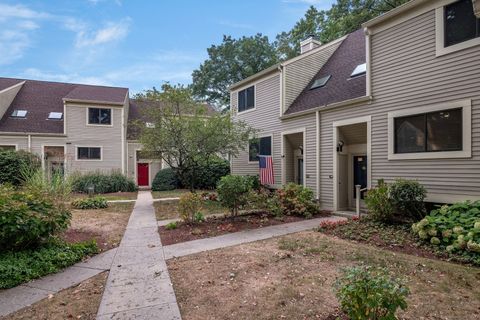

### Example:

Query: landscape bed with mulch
xmin=317 ymin=218 xmax=478 ymax=266
xmin=167 ymin=231 xmax=480 ymax=320
xmin=159 ymin=211 xmax=329 ymax=245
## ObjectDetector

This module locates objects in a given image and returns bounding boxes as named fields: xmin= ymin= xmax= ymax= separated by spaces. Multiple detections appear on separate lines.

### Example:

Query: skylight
xmin=11 ymin=110 xmax=27 ymax=118
xmin=48 ymin=112 xmax=63 ymax=120
xmin=310 ymin=75 xmax=331 ymax=90
xmin=351 ymin=63 xmax=367 ymax=77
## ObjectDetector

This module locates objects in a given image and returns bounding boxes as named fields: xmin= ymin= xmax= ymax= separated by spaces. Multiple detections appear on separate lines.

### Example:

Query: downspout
xmin=278 ymin=65 xmax=284 ymax=117
xmin=27 ymin=134 xmax=31 ymax=152
xmin=315 ymin=110 xmax=320 ymax=201
xmin=365 ymin=27 xmax=373 ymax=97
xmin=121 ymin=98 xmax=126 ymax=175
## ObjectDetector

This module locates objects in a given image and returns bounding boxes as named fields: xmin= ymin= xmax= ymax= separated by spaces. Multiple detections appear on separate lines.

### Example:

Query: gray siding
xmin=283 ymin=39 xmax=344 ymax=111
xmin=65 ymin=104 xmax=123 ymax=174
xmin=231 ymin=74 xmax=318 ymax=193
xmin=319 ymin=9 xmax=480 ymax=209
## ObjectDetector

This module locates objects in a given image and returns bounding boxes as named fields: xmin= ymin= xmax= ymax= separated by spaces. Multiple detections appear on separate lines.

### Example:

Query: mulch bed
xmin=159 ymin=211 xmax=330 ymax=246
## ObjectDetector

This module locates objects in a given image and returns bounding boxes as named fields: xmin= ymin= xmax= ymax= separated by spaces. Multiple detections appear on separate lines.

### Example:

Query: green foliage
xmin=412 ymin=201 xmax=480 ymax=264
xmin=0 ymin=240 xmax=97 ymax=289
xmin=71 ymin=171 xmax=137 ymax=194
xmin=182 ymin=157 xmax=231 ymax=190
xmin=165 ymin=221 xmax=178 ymax=230
xmin=0 ymin=150 xmax=40 ymax=186
xmin=152 ymin=168 xmax=179 ymax=191
xmin=389 ymin=179 xmax=426 ymax=220
xmin=217 ymin=175 xmax=255 ymax=216
xmin=334 ymin=265 xmax=409 ymax=320
xmin=191 ymin=34 xmax=279 ymax=108
xmin=21 ymin=168 xmax=72 ymax=203
xmin=365 ymin=179 xmax=395 ymax=222
xmin=276 ymin=183 xmax=318 ymax=218
xmin=135 ymin=84 xmax=254 ymax=191
xmin=246 ymin=188 xmax=282 ymax=216
xmin=194 ymin=212 xmax=206 ymax=223
xmin=0 ymin=185 xmax=71 ymax=250
xmin=178 ymin=192 xmax=203 ymax=223
xmin=71 ymin=196 xmax=108 ymax=209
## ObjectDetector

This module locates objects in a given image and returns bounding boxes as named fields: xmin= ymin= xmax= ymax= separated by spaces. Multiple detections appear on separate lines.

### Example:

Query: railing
xmin=355 ymin=185 xmax=368 ymax=218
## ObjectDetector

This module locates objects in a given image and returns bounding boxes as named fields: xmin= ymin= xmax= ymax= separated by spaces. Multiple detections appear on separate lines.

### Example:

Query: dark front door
xmin=137 ymin=163 xmax=149 ymax=186
xmin=297 ymin=158 xmax=304 ymax=185
xmin=353 ymin=155 xmax=367 ymax=199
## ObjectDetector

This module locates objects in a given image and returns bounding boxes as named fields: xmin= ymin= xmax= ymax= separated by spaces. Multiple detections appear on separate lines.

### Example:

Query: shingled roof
xmin=0 ymin=77 xmax=128 ymax=134
xmin=285 ymin=29 xmax=366 ymax=115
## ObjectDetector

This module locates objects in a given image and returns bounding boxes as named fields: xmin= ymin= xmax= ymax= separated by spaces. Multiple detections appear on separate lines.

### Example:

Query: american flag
xmin=259 ymin=155 xmax=275 ymax=185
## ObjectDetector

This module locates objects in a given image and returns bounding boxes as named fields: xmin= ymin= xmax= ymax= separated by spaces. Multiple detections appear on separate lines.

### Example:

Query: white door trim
xmin=280 ymin=127 xmax=307 ymax=187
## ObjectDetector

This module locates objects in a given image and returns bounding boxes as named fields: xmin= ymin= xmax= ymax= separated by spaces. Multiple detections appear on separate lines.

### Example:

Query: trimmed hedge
xmin=0 ymin=150 xmax=40 ymax=186
xmin=184 ymin=157 xmax=230 ymax=190
xmin=152 ymin=168 xmax=179 ymax=191
xmin=71 ymin=171 xmax=137 ymax=194
xmin=71 ymin=196 xmax=108 ymax=209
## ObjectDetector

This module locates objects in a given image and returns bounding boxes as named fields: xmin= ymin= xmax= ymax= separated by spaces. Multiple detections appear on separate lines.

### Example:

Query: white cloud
xmin=0 ymin=4 xmax=51 ymax=20
xmin=20 ymin=68 xmax=113 ymax=86
xmin=74 ymin=18 xmax=131 ymax=48
xmin=0 ymin=30 xmax=30 ymax=65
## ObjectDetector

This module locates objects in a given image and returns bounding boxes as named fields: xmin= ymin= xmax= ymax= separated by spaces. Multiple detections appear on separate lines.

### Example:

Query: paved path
xmin=96 ymin=191 xmax=181 ymax=320
xmin=163 ymin=215 xmax=346 ymax=260
xmin=0 ymin=248 xmax=116 ymax=317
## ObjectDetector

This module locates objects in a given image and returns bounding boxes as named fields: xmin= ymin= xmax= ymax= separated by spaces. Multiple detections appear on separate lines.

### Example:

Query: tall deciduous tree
xmin=276 ymin=0 xmax=409 ymax=60
xmin=191 ymin=34 xmax=278 ymax=109
xmin=135 ymin=84 xmax=255 ymax=190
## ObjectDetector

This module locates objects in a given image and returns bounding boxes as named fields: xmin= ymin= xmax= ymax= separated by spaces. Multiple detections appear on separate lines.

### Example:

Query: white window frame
xmin=0 ymin=144 xmax=18 ymax=151
xmin=86 ymin=107 xmax=113 ymax=127
xmin=435 ymin=0 xmax=480 ymax=57
xmin=237 ymin=85 xmax=256 ymax=115
xmin=248 ymin=133 xmax=273 ymax=164
xmin=75 ymin=146 xmax=103 ymax=161
xmin=388 ymin=99 xmax=472 ymax=160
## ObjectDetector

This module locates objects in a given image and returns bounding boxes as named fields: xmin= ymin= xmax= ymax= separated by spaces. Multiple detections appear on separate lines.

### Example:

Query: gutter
xmin=0 ymin=131 xmax=66 ymax=137
xmin=279 ymin=95 xmax=373 ymax=120
xmin=362 ymin=0 xmax=428 ymax=28
xmin=63 ymin=98 xmax=124 ymax=107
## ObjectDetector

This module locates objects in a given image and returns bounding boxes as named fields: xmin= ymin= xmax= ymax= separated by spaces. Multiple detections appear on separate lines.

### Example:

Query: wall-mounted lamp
xmin=336 ymin=140 xmax=345 ymax=152
xmin=473 ymin=0 xmax=480 ymax=18
xmin=299 ymin=146 xmax=303 ymax=155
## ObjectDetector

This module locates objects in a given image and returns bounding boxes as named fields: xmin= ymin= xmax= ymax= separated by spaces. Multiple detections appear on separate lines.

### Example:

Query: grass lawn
xmin=64 ymin=202 xmax=135 ymax=251
xmin=151 ymin=189 xmax=211 ymax=199
xmin=4 ymin=271 xmax=108 ymax=320
xmin=167 ymin=231 xmax=480 ymax=320
xmin=70 ymin=192 xmax=138 ymax=201
xmin=154 ymin=199 xmax=227 ymax=220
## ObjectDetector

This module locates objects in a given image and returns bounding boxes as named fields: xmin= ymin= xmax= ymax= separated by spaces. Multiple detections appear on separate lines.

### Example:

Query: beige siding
xmin=0 ymin=82 xmax=23 ymax=119
xmin=319 ymin=9 xmax=480 ymax=209
xmin=127 ymin=141 xmax=162 ymax=187
xmin=283 ymin=39 xmax=344 ymax=111
xmin=65 ymin=104 xmax=123 ymax=174
xmin=231 ymin=74 xmax=318 ymax=193
xmin=0 ymin=135 xmax=29 ymax=150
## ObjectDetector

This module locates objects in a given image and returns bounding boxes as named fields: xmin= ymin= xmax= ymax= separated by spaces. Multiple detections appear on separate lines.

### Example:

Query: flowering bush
xmin=334 ymin=265 xmax=409 ymax=320
xmin=412 ymin=200 xmax=480 ymax=263
xmin=318 ymin=219 xmax=348 ymax=230
xmin=276 ymin=183 xmax=318 ymax=218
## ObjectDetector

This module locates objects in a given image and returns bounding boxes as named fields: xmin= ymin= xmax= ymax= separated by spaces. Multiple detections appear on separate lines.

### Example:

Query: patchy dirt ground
xmin=154 ymin=199 xmax=228 ymax=221
xmin=3 ymin=272 xmax=108 ymax=320
xmin=167 ymin=231 xmax=480 ymax=320
xmin=71 ymin=192 xmax=138 ymax=201
xmin=62 ymin=203 xmax=134 ymax=251
xmin=151 ymin=189 xmax=212 ymax=199
xmin=159 ymin=212 xmax=329 ymax=245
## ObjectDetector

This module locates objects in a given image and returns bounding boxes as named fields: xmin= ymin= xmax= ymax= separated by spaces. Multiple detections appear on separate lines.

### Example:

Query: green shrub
xmin=0 ymin=150 xmax=40 ymax=186
xmin=178 ymin=192 xmax=203 ymax=223
xmin=0 ymin=240 xmax=98 ymax=289
xmin=0 ymin=185 xmax=71 ymax=250
xmin=71 ymin=196 xmax=108 ymax=209
xmin=152 ymin=168 xmax=179 ymax=191
xmin=412 ymin=200 xmax=480 ymax=263
xmin=217 ymin=175 xmax=254 ymax=216
xmin=183 ymin=157 xmax=231 ymax=190
xmin=334 ymin=265 xmax=409 ymax=320
xmin=246 ymin=188 xmax=282 ymax=216
xmin=165 ymin=221 xmax=178 ymax=230
xmin=276 ymin=183 xmax=318 ymax=218
xmin=389 ymin=178 xmax=426 ymax=220
xmin=71 ymin=171 xmax=137 ymax=194
xmin=365 ymin=179 xmax=395 ymax=222
xmin=22 ymin=168 xmax=72 ymax=203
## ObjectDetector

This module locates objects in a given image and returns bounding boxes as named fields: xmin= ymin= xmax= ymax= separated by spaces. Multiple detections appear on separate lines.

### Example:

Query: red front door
xmin=137 ymin=163 xmax=149 ymax=186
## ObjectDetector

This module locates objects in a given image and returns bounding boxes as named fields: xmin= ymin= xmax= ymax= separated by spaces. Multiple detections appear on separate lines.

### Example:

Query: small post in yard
xmin=87 ymin=185 xmax=95 ymax=197
xmin=355 ymin=184 xmax=361 ymax=218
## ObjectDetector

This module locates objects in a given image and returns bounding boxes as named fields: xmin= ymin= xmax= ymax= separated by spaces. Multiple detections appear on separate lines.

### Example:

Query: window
xmin=48 ymin=112 xmax=63 ymax=120
xmin=310 ymin=75 xmax=331 ymax=90
xmin=88 ymin=108 xmax=111 ymax=125
xmin=351 ymin=63 xmax=367 ymax=77
xmin=249 ymin=136 xmax=272 ymax=162
xmin=0 ymin=145 xmax=16 ymax=151
xmin=77 ymin=147 xmax=101 ymax=160
xmin=11 ymin=110 xmax=27 ymax=118
xmin=394 ymin=108 xmax=463 ymax=154
xmin=444 ymin=0 xmax=480 ymax=47
xmin=238 ymin=86 xmax=255 ymax=112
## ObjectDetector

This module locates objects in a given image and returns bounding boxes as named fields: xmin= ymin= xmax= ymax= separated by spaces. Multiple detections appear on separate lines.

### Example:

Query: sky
xmin=0 ymin=0 xmax=335 ymax=94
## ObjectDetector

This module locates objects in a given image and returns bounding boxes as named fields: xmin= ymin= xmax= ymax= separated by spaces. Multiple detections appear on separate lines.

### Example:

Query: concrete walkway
xmin=163 ymin=215 xmax=346 ymax=260
xmin=96 ymin=191 xmax=181 ymax=320
xmin=0 ymin=248 xmax=117 ymax=317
